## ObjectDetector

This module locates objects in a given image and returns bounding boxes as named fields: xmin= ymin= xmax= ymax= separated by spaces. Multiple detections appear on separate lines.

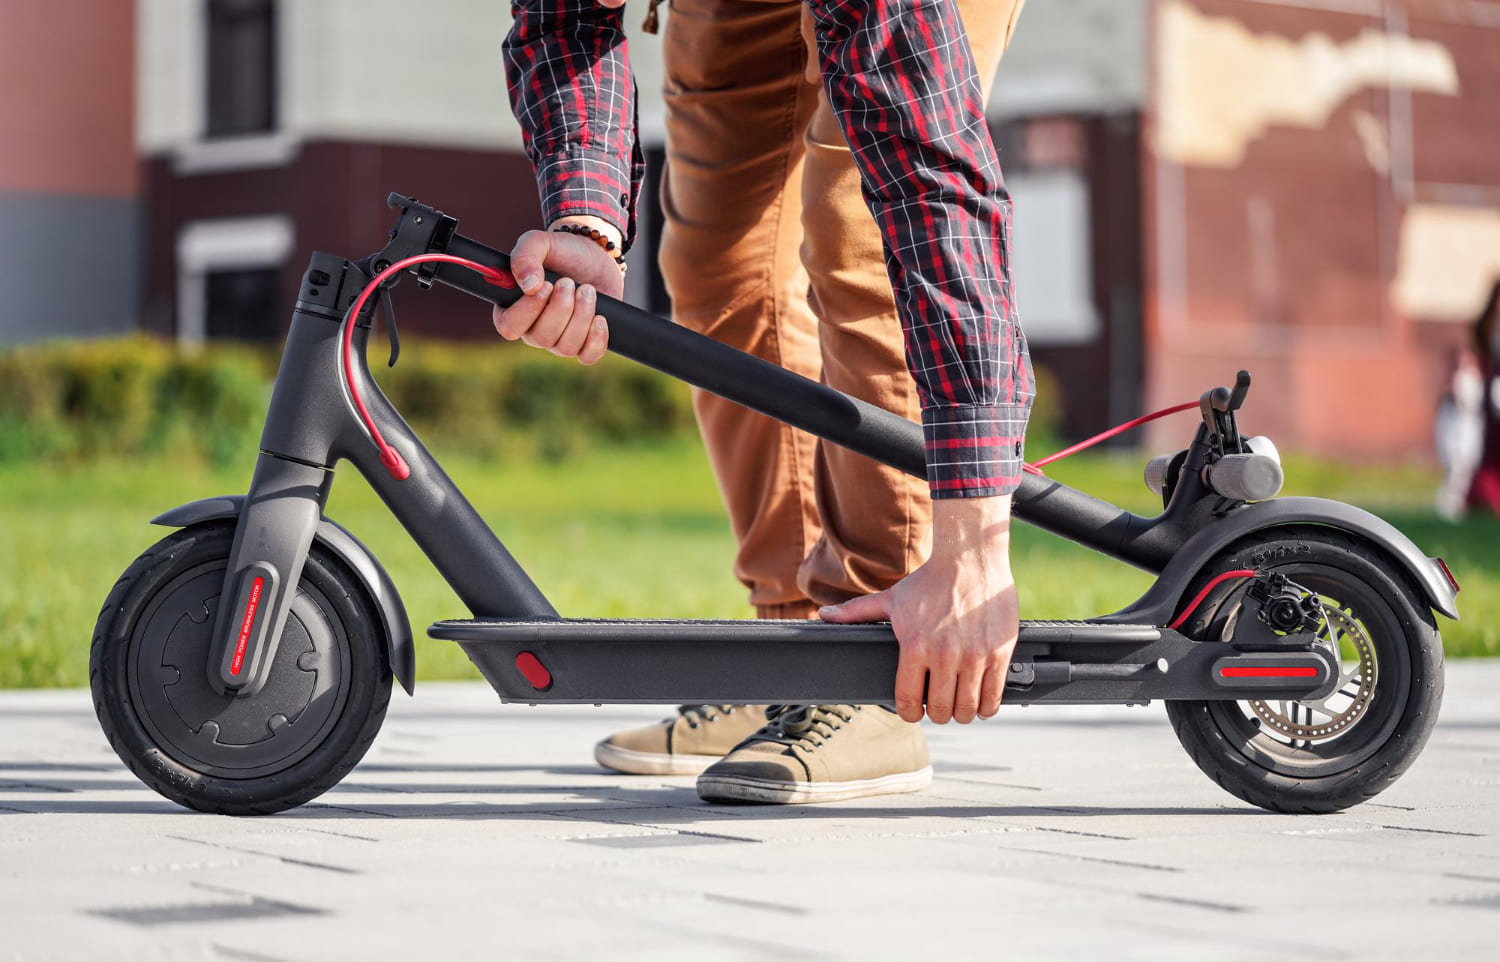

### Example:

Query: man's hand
xmin=819 ymin=496 xmax=1020 ymax=724
xmin=494 ymin=216 xmax=626 ymax=365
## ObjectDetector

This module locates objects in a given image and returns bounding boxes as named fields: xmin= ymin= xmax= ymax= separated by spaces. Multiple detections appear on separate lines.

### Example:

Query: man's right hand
xmin=494 ymin=217 xmax=625 ymax=366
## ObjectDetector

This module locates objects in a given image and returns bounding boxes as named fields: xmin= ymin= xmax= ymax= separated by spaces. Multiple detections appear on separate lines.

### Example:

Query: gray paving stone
xmin=1 ymin=664 xmax=1497 ymax=960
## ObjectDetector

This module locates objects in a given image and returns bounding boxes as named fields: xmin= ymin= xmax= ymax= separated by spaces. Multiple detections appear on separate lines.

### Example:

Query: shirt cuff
xmin=535 ymin=149 xmax=635 ymax=252
xmin=921 ymin=404 xmax=1030 ymax=499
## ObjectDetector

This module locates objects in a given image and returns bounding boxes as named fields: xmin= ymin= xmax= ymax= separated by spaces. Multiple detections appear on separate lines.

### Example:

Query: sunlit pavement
xmin=2 ymin=665 xmax=1497 ymax=961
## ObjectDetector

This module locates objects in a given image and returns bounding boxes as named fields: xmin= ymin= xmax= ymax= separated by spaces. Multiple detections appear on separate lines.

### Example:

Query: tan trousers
xmin=658 ymin=0 xmax=1026 ymax=618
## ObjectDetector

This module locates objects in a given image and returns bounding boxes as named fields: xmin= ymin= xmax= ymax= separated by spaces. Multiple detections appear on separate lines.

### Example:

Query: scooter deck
xmin=428 ymin=618 xmax=1336 ymax=706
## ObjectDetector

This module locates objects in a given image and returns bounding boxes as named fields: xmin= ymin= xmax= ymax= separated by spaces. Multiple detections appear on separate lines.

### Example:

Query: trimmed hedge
xmin=0 ymin=337 xmax=271 ymax=466
xmin=379 ymin=338 xmax=698 ymax=461
xmin=0 ymin=336 xmax=697 ymax=467
xmin=0 ymin=335 xmax=1061 ymax=467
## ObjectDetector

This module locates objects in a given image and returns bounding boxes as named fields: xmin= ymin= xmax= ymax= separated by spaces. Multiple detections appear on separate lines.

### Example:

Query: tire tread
xmin=1165 ymin=527 xmax=1444 ymax=814
xmin=90 ymin=522 xmax=392 ymax=816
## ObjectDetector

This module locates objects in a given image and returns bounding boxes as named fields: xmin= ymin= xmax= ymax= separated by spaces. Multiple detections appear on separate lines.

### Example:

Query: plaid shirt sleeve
xmin=502 ymin=0 xmax=646 ymax=252
xmin=504 ymin=0 xmax=1032 ymax=498
xmin=807 ymin=0 xmax=1033 ymax=498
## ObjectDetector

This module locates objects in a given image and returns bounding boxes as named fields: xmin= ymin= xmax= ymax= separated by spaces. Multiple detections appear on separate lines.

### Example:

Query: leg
xmin=592 ymin=0 xmax=821 ymax=776
xmin=796 ymin=0 xmax=1027 ymax=605
xmin=696 ymin=0 xmax=1028 ymax=806
xmin=657 ymin=0 xmax=825 ymax=618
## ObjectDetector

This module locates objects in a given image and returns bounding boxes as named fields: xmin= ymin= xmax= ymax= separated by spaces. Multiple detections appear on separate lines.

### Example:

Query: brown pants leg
xmin=659 ymin=0 xmax=1026 ymax=619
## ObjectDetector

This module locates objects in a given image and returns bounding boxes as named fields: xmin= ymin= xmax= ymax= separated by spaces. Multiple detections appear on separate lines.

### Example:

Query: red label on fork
xmin=230 ymin=576 xmax=264 ymax=677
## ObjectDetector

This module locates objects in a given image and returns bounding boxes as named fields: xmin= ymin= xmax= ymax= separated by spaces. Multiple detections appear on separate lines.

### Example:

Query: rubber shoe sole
xmin=697 ymin=765 xmax=934 ymax=804
xmin=593 ymin=740 xmax=724 ymax=776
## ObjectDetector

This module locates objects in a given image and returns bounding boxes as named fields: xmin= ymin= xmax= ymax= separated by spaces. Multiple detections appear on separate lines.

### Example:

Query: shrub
xmin=0 ymin=337 xmax=270 ymax=467
xmin=0 ymin=335 xmax=1056 ymax=468
xmin=0 ymin=336 xmax=699 ymax=467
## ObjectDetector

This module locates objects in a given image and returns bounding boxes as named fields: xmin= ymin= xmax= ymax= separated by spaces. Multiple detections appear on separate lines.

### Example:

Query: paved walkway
xmin=2 ymin=665 xmax=1497 ymax=961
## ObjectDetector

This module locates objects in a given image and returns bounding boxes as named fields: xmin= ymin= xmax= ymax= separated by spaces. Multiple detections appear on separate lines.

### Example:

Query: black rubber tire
xmin=1165 ymin=527 xmax=1444 ymax=814
xmin=90 ymin=522 xmax=391 ymax=815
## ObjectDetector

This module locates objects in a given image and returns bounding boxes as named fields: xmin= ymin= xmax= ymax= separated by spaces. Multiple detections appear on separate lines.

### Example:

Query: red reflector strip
xmin=1219 ymin=665 xmax=1318 ymax=678
xmin=230 ymin=576 xmax=264 ymax=676
xmin=515 ymin=651 xmax=552 ymax=690
xmin=1435 ymin=557 xmax=1460 ymax=594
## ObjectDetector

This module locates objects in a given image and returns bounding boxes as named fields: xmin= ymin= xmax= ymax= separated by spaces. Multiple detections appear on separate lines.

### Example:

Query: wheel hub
xmin=128 ymin=566 xmax=348 ymax=778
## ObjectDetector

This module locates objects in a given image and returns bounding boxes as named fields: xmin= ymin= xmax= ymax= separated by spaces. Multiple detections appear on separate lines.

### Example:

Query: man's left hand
xmin=819 ymin=496 xmax=1020 ymax=724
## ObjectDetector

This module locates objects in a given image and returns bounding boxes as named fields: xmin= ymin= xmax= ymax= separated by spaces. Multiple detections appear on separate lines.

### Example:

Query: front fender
xmin=152 ymin=496 xmax=416 ymax=694
xmin=1101 ymin=497 xmax=1460 ymax=625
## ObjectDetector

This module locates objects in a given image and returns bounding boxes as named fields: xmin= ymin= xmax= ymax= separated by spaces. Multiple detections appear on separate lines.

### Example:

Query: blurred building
xmin=0 ymin=0 xmax=140 ymax=341
xmin=2 ymin=0 xmax=1497 ymax=459
xmin=1138 ymin=0 xmax=1500 ymax=458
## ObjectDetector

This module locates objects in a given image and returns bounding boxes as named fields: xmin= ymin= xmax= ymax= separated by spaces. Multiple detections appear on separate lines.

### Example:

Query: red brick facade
xmin=1143 ymin=0 xmax=1500 ymax=458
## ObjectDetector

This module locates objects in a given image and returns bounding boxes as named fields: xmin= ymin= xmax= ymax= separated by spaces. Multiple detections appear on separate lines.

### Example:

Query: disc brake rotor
xmin=1246 ymin=603 xmax=1377 ymax=742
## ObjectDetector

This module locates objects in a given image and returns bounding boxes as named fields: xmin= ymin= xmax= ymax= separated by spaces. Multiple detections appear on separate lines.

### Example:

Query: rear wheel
xmin=91 ymin=522 xmax=391 ymax=815
xmin=1165 ymin=528 xmax=1444 ymax=813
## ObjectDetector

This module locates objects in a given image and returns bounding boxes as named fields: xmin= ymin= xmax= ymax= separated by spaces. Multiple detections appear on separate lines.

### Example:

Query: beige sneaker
xmin=593 ymin=705 xmax=771 ymax=775
xmin=696 ymin=705 xmax=931 ymax=804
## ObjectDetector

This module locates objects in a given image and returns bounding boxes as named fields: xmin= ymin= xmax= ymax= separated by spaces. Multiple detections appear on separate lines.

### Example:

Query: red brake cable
xmin=1166 ymin=569 xmax=1257 ymax=631
xmin=1022 ymin=400 xmax=1202 ymax=476
xmin=1013 ymin=400 xmax=1256 ymax=629
xmin=339 ymin=253 xmax=515 ymax=479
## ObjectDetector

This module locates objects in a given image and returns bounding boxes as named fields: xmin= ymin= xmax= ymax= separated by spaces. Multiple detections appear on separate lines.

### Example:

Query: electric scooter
xmin=90 ymin=194 xmax=1459 ymax=816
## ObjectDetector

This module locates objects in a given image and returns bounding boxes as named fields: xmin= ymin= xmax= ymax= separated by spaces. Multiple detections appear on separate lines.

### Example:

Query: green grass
xmin=0 ymin=438 xmax=1493 ymax=689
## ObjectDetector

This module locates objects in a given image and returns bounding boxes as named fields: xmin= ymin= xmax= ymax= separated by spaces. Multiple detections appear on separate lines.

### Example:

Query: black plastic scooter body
xmin=195 ymin=193 xmax=1456 ymax=710
xmin=427 ymin=617 xmax=1340 ymax=705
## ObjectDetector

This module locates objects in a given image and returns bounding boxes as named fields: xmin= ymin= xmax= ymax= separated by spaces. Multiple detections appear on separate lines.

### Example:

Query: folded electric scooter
xmin=90 ymin=195 xmax=1458 ymax=816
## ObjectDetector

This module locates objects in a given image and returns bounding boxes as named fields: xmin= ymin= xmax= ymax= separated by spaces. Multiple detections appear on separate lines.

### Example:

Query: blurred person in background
xmin=1435 ymin=343 xmax=1483 ymax=519
xmin=494 ymin=0 xmax=1030 ymax=804
xmin=1467 ymin=280 xmax=1500 ymax=514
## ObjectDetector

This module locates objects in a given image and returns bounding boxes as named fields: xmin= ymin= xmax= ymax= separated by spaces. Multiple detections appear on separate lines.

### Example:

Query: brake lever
xmin=378 ymin=287 xmax=401 ymax=368
xmin=1227 ymin=369 xmax=1251 ymax=412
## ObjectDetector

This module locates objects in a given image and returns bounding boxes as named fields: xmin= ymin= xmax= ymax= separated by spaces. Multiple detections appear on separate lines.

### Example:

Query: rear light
xmin=1435 ymin=558 xmax=1460 ymax=594
xmin=514 ymin=651 xmax=552 ymax=690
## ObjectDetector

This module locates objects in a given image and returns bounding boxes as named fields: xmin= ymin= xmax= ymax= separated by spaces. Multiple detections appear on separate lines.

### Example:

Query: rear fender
xmin=1100 ymin=497 xmax=1460 ymax=626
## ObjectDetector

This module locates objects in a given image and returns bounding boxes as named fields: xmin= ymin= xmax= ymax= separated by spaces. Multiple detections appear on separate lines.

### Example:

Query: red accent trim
xmin=1167 ymin=569 xmax=1257 ymax=631
xmin=340 ymin=253 xmax=517 ymax=480
xmin=1025 ymin=400 xmax=1201 ymax=476
xmin=1435 ymin=557 xmax=1460 ymax=594
xmin=1219 ymin=665 xmax=1319 ymax=678
xmin=230 ymin=576 xmax=264 ymax=676
xmin=514 ymin=651 xmax=552 ymax=690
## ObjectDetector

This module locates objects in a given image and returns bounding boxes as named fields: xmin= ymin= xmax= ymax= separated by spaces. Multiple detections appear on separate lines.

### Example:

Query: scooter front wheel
xmin=1166 ymin=527 xmax=1444 ymax=813
xmin=91 ymin=521 xmax=391 ymax=815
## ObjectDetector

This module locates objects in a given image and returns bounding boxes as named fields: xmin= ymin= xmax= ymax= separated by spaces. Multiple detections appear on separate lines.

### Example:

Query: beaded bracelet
xmin=551 ymin=223 xmax=628 ymax=275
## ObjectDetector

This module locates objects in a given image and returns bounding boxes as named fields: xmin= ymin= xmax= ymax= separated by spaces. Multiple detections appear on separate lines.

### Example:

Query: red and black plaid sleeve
xmin=505 ymin=0 xmax=1031 ymax=498
xmin=806 ymin=0 xmax=1032 ymax=498
xmin=503 ymin=0 xmax=646 ymax=252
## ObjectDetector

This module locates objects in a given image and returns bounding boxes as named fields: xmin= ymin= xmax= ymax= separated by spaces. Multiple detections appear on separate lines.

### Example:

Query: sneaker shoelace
xmin=677 ymin=704 xmax=739 ymax=729
xmin=748 ymin=704 xmax=857 ymax=750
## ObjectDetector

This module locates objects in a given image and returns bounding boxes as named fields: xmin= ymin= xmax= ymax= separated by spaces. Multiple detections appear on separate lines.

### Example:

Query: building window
xmin=204 ymin=268 xmax=283 ymax=341
xmin=176 ymin=216 xmax=295 ymax=345
xmin=205 ymin=0 xmax=277 ymax=138
xmin=1007 ymin=169 xmax=1100 ymax=346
